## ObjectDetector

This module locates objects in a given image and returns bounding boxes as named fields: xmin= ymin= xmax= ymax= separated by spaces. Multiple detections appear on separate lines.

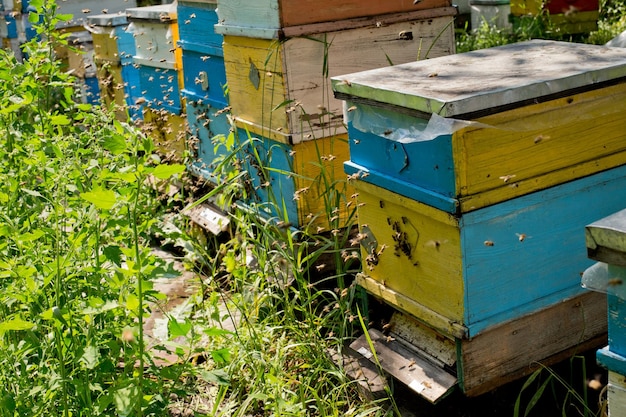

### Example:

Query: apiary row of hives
xmin=331 ymin=40 xmax=626 ymax=403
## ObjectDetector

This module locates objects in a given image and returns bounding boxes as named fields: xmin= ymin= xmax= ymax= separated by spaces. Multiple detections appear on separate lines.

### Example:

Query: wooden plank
xmin=281 ymin=0 xmax=452 ymax=28
xmin=331 ymin=40 xmax=626 ymax=119
xmin=282 ymin=7 xmax=457 ymax=37
xmin=459 ymin=291 xmax=607 ymax=396
xmin=330 ymin=347 xmax=388 ymax=400
xmin=350 ymin=329 xmax=457 ymax=403
xmin=598 ymin=347 xmax=626 ymax=376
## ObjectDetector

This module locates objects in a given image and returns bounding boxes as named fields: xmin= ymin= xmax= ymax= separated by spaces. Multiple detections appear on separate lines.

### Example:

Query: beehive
xmin=222 ymin=8 xmax=457 ymax=143
xmin=333 ymin=40 xmax=626 ymax=214
xmin=184 ymin=90 xmax=232 ymax=179
xmin=127 ymin=4 xmax=183 ymax=113
xmin=214 ymin=0 xmax=452 ymax=38
xmin=353 ymin=163 xmax=626 ymax=337
xmin=233 ymin=125 xmax=354 ymax=230
xmin=87 ymin=13 xmax=143 ymax=120
xmin=142 ymin=107 xmax=187 ymax=160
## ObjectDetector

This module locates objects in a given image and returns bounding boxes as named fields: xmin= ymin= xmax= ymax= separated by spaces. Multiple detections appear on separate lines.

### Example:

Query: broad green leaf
xmin=80 ymin=345 xmax=100 ymax=370
xmin=103 ymin=134 xmax=127 ymax=155
xmin=152 ymin=163 xmax=185 ymax=179
xmin=81 ymin=189 xmax=117 ymax=210
xmin=103 ymin=245 xmax=123 ymax=266
xmin=211 ymin=348 xmax=231 ymax=365
xmin=55 ymin=13 xmax=73 ymax=22
xmin=203 ymin=327 xmax=233 ymax=337
xmin=168 ymin=317 xmax=192 ymax=339
xmin=113 ymin=385 xmax=138 ymax=416
xmin=0 ymin=317 xmax=35 ymax=332
xmin=50 ymin=114 xmax=71 ymax=126
xmin=21 ymin=188 xmax=43 ymax=198
xmin=125 ymin=294 xmax=139 ymax=312
xmin=197 ymin=369 xmax=230 ymax=386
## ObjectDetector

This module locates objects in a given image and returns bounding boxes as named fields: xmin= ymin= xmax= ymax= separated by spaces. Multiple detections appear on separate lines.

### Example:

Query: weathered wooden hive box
xmin=127 ymin=4 xmax=182 ymax=112
xmin=87 ymin=13 xmax=142 ymax=121
xmin=53 ymin=0 xmax=134 ymax=29
xmin=331 ymin=39 xmax=626 ymax=400
xmin=127 ymin=4 xmax=185 ymax=158
xmin=214 ymin=0 xmax=451 ymax=39
xmin=583 ymin=209 xmax=626 ymax=416
xmin=176 ymin=0 xmax=231 ymax=182
xmin=233 ymin=126 xmax=353 ymax=230
xmin=67 ymin=30 xmax=100 ymax=105
xmin=510 ymin=0 xmax=599 ymax=34
xmin=220 ymin=8 xmax=457 ymax=143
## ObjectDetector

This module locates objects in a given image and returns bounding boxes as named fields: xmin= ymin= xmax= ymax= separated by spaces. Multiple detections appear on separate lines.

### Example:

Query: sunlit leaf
xmin=152 ymin=163 xmax=185 ymax=179
xmin=80 ymin=345 xmax=99 ymax=370
xmin=167 ymin=317 xmax=192 ymax=339
xmin=81 ymin=189 xmax=117 ymax=210
xmin=197 ymin=369 xmax=230 ymax=386
xmin=103 ymin=134 xmax=127 ymax=155
xmin=0 ymin=317 xmax=35 ymax=332
xmin=211 ymin=348 xmax=231 ymax=365
xmin=50 ymin=114 xmax=71 ymax=126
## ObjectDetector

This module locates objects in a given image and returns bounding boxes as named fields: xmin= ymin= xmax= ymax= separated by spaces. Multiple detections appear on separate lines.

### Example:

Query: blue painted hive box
xmin=331 ymin=40 xmax=626 ymax=215
xmin=87 ymin=13 xmax=143 ymax=120
xmin=184 ymin=90 xmax=232 ymax=180
xmin=177 ymin=0 xmax=221 ymax=46
xmin=179 ymin=41 xmax=227 ymax=106
xmin=127 ymin=4 xmax=182 ymax=113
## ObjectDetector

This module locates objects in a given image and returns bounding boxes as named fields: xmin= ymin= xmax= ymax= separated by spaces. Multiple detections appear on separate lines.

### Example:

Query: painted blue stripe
xmin=344 ymin=160 xmax=459 ymax=214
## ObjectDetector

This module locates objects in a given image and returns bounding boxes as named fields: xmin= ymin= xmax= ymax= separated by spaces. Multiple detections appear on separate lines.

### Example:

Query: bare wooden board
xmin=460 ymin=290 xmax=607 ymax=396
xmin=350 ymin=329 xmax=457 ymax=403
xmin=183 ymin=203 xmax=230 ymax=235
xmin=330 ymin=347 xmax=388 ymax=400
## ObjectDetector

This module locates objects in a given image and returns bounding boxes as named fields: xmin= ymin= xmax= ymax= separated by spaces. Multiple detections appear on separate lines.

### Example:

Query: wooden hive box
xmin=127 ymin=4 xmax=183 ymax=113
xmin=142 ymin=106 xmax=187 ymax=161
xmin=87 ymin=13 xmax=142 ymax=120
xmin=53 ymin=0 xmax=136 ymax=29
xmin=184 ymin=90 xmax=233 ymax=180
xmin=177 ymin=0 xmax=227 ymax=105
xmin=234 ymin=126 xmax=354 ymax=230
xmin=214 ymin=0 xmax=452 ymax=39
xmin=332 ymin=40 xmax=626 ymax=215
xmin=584 ymin=208 xmax=626 ymax=357
xmin=351 ymin=163 xmax=626 ymax=338
xmin=222 ymin=8 xmax=456 ymax=144
xmin=177 ymin=0 xmax=221 ymax=47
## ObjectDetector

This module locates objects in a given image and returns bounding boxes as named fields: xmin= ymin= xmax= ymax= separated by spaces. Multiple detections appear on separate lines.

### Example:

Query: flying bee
xmin=608 ymin=278 xmax=623 ymax=286
xmin=499 ymin=174 xmax=516 ymax=183
xmin=484 ymin=240 xmax=495 ymax=247
xmin=81 ymin=8 xmax=91 ymax=13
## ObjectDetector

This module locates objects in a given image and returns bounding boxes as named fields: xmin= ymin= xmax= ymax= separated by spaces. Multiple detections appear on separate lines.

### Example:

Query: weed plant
xmin=0 ymin=1 xmax=218 ymax=415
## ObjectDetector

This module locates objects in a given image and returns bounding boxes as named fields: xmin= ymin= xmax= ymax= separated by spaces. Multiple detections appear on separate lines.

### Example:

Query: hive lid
xmin=87 ymin=13 xmax=129 ymax=27
xmin=126 ymin=4 xmax=177 ymax=22
xmin=586 ymin=208 xmax=626 ymax=265
xmin=332 ymin=40 xmax=626 ymax=119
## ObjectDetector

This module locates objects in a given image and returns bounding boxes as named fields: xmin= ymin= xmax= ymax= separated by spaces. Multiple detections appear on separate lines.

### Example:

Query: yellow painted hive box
xmin=332 ymin=40 xmax=626 ymax=215
xmin=142 ymin=107 xmax=187 ymax=161
xmin=222 ymin=8 xmax=457 ymax=144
